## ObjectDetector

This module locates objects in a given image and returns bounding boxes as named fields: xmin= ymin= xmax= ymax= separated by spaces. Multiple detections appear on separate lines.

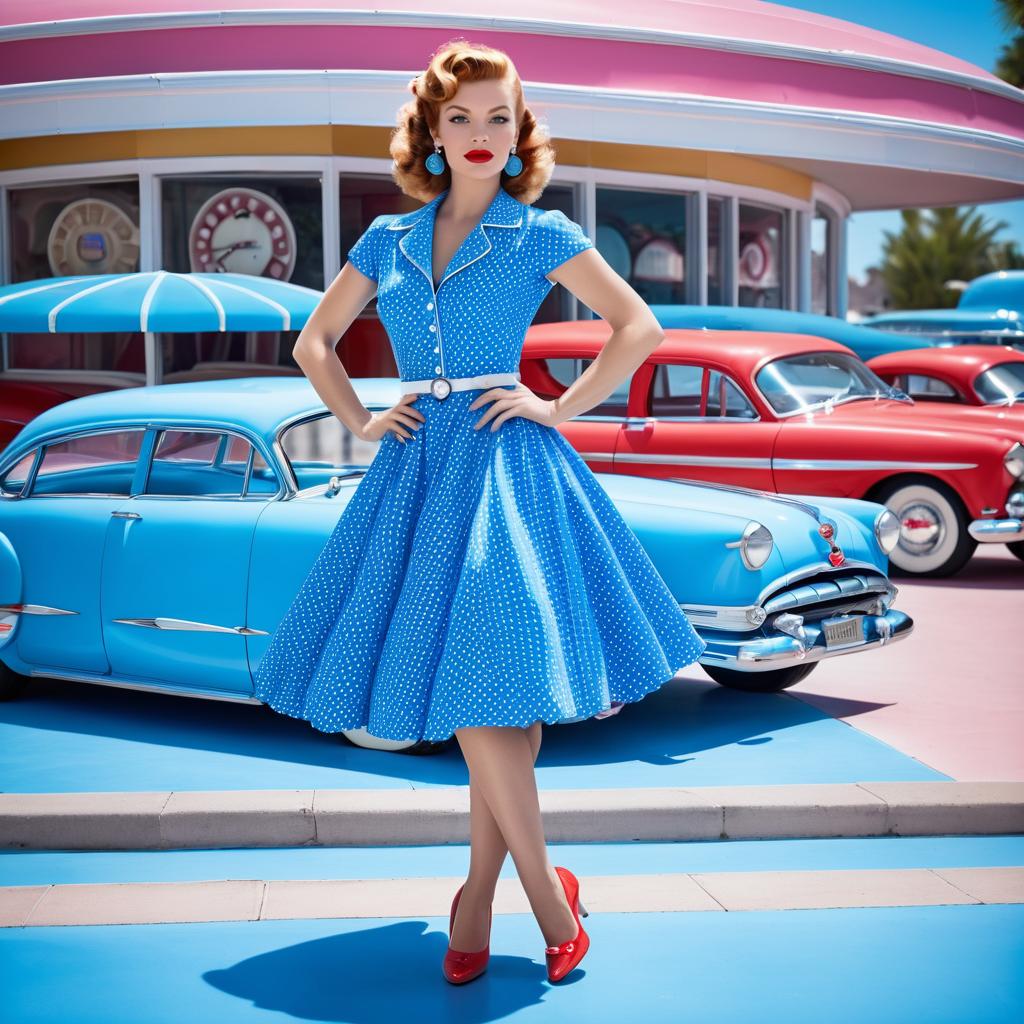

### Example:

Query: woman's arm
xmin=543 ymin=249 xmax=664 ymax=426
xmin=291 ymin=262 xmax=380 ymax=438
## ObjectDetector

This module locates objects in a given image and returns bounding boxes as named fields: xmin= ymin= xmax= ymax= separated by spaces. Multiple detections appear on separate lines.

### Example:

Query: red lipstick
xmin=465 ymin=149 xmax=493 ymax=163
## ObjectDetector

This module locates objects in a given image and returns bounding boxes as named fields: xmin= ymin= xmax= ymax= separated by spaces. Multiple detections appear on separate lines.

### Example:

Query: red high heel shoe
xmin=442 ymin=882 xmax=492 ymax=985
xmin=545 ymin=866 xmax=590 ymax=983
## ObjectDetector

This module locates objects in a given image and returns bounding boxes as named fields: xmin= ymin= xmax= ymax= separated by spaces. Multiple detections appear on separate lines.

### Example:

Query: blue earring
xmin=425 ymin=143 xmax=446 ymax=175
xmin=504 ymin=146 xmax=523 ymax=176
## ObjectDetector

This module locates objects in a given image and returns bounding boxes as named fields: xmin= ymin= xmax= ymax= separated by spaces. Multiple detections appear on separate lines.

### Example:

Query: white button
xmin=433 ymin=346 xmax=439 ymax=353
xmin=426 ymin=302 xmax=434 ymax=310
xmin=435 ymin=365 xmax=441 ymax=373
xmin=428 ymin=324 xmax=436 ymax=332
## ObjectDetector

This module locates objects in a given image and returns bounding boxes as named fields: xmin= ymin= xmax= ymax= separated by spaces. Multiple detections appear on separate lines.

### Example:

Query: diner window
xmin=529 ymin=185 xmax=584 ymax=323
xmin=595 ymin=187 xmax=688 ymax=306
xmin=339 ymin=176 xmax=413 ymax=377
xmin=161 ymin=175 xmax=323 ymax=289
xmin=811 ymin=203 xmax=836 ymax=315
xmin=7 ymin=178 xmax=143 ymax=378
xmin=738 ymin=202 xmax=785 ymax=308
xmin=7 ymin=178 xmax=141 ymax=283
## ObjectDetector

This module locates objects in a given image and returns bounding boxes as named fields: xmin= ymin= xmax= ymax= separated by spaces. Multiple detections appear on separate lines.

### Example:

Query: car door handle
xmin=111 ymin=511 xmax=142 ymax=519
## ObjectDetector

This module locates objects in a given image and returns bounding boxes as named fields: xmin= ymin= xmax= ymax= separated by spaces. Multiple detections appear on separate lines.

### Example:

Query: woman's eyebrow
xmin=444 ymin=104 xmax=512 ymax=113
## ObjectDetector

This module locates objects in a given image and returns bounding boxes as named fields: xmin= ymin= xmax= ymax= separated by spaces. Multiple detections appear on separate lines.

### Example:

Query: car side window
xmin=0 ymin=450 xmax=38 ymax=498
xmin=144 ymin=428 xmax=276 ymax=498
xmin=899 ymin=373 xmax=959 ymax=401
xmin=705 ymin=370 xmax=758 ymax=419
xmin=30 ymin=429 xmax=146 ymax=497
xmin=521 ymin=357 xmax=630 ymax=417
xmin=650 ymin=364 xmax=757 ymax=419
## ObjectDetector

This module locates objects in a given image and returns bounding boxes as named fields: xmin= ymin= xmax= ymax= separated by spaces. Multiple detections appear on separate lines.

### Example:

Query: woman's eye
xmin=448 ymin=115 xmax=509 ymax=123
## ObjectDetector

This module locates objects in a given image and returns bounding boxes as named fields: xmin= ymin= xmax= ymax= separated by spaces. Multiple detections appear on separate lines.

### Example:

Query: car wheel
xmin=1007 ymin=540 xmax=1024 ymax=563
xmin=339 ymin=726 xmax=453 ymax=755
xmin=877 ymin=479 xmax=976 ymax=577
xmin=701 ymin=661 xmax=817 ymax=692
xmin=0 ymin=661 xmax=30 ymax=701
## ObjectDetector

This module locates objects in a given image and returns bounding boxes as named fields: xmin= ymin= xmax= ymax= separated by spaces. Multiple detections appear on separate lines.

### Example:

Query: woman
xmin=253 ymin=39 xmax=706 ymax=985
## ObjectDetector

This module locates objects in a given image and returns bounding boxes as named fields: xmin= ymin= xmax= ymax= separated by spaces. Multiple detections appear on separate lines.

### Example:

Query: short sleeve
xmin=536 ymin=208 xmax=595 ymax=278
xmin=346 ymin=215 xmax=388 ymax=282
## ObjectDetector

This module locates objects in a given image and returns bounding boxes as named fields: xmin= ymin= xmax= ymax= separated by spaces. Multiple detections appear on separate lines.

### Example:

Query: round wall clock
xmin=46 ymin=198 xmax=140 ymax=276
xmin=188 ymin=187 xmax=297 ymax=279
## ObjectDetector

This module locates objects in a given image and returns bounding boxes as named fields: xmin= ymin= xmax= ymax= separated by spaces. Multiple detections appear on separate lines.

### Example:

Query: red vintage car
xmin=867 ymin=345 xmax=1024 ymax=412
xmin=521 ymin=323 xmax=1024 ymax=577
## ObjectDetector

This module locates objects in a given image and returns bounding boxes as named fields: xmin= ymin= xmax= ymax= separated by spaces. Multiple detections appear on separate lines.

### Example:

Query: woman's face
xmin=433 ymin=77 xmax=519 ymax=185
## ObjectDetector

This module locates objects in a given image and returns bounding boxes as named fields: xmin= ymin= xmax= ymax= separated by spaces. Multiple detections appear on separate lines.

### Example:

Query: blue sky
xmin=781 ymin=0 xmax=1023 ymax=281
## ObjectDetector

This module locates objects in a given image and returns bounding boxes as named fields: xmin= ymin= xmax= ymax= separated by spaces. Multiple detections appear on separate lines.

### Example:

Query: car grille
xmin=763 ymin=569 xmax=892 ymax=622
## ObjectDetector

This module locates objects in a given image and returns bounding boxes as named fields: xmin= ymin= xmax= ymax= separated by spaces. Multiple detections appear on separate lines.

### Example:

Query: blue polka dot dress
xmin=253 ymin=186 xmax=707 ymax=742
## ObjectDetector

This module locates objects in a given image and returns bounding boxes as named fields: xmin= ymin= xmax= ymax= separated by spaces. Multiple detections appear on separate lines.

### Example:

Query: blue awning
xmin=0 ymin=271 xmax=323 ymax=333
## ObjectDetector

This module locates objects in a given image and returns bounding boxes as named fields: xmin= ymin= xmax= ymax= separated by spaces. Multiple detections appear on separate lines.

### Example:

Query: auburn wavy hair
xmin=390 ymin=39 xmax=556 ymax=206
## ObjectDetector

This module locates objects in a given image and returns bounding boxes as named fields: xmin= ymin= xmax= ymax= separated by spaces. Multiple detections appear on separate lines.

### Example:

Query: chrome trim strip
xmin=0 ymin=603 xmax=78 ymax=615
xmin=773 ymin=458 xmax=978 ymax=470
xmin=616 ymin=453 xmax=774 ymax=468
xmin=111 ymin=616 xmax=268 ymax=636
xmin=25 ymin=668 xmax=262 ymax=704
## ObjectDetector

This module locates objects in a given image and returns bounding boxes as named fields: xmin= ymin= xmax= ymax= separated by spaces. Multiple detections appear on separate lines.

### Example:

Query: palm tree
xmin=879 ymin=207 xmax=1022 ymax=310
xmin=994 ymin=0 xmax=1024 ymax=86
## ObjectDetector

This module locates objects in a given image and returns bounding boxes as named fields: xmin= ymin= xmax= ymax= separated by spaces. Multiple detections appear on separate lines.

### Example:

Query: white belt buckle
xmin=430 ymin=376 xmax=452 ymax=401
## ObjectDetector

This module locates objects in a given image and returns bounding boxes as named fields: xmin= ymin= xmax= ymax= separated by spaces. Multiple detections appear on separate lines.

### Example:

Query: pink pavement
xmin=791 ymin=546 xmax=1024 ymax=782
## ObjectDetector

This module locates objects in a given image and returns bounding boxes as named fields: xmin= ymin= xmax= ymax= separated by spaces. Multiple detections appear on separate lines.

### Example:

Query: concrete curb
xmin=1 ymin=781 xmax=1022 ymax=851
xmin=2 ymin=867 xmax=1022 ymax=928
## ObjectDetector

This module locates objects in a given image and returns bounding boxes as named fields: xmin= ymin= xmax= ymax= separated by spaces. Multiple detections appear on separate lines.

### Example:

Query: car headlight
xmin=1005 ymin=441 xmax=1024 ymax=479
xmin=727 ymin=521 xmax=774 ymax=570
xmin=874 ymin=507 xmax=901 ymax=554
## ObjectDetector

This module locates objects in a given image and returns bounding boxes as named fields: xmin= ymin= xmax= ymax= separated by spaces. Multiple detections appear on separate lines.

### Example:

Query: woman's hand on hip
xmin=356 ymin=393 xmax=425 ymax=444
xmin=469 ymin=383 xmax=559 ymax=432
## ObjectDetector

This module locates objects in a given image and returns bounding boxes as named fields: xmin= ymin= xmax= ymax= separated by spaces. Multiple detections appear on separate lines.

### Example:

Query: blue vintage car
xmin=648 ymin=304 xmax=932 ymax=361
xmin=0 ymin=377 xmax=912 ymax=753
xmin=863 ymin=270 xmax=1024 ymax=347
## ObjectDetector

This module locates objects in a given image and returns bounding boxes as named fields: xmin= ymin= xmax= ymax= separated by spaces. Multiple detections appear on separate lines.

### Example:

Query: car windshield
xmin=755 ymin=352 xmax=902 ymax=416
xmin=974 ymin=362 xmax=1024 ymax=406
xmin=279 ymin=410 xmax=383 ymax=489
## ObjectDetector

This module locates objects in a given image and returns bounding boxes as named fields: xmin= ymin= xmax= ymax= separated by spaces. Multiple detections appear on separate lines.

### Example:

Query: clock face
xmin=188 ymin=187 xmax=297 ymax=279
xmin=46 ymin=198 xmax=140 ymax=276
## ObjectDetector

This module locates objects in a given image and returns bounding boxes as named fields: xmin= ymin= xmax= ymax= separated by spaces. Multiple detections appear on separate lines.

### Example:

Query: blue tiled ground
xmin=3 ymin=905 xmax=1021 ymax=1023
xmin=0 ymin=673 xmax=948 ymax=792
xmin=2 ymin=835 xmax=1023 ymax=887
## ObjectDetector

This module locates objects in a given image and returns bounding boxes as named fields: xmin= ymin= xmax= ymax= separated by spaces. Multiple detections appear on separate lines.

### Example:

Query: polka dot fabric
xmin=253 ymin=186 xmax=707 ymax=742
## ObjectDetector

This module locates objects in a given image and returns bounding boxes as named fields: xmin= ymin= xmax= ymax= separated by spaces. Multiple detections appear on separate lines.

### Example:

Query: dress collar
xmin=386 ymin=186 xmax=524 ymax=290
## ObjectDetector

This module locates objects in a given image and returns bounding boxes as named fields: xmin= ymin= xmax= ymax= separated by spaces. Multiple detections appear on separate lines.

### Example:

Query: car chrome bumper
xmin=698 ymin=609 xmax=914 ymax=672
xmin=968 ymin=518 xmax=1024 ymax=543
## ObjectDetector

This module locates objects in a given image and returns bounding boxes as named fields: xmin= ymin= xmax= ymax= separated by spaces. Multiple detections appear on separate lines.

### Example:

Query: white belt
xmin=400 ymin=371 xmax=520 ymax=401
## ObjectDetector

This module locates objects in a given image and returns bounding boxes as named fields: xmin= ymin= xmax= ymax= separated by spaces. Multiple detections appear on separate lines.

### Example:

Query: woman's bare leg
xmin=449 ymin=720 xmax=542 ymax=951
xmin=453 ymin=722 xmax=577 ymax=949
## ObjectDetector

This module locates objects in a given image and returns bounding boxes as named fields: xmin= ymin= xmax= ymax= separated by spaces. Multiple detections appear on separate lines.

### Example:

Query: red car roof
xmin=523 ymin=322 xmax=855 ymax=380
xmin=868 ymin=344 xmax=1024 ymax=378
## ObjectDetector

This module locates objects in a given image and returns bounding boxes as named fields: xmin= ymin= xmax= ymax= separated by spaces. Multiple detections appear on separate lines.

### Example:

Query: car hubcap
xmin=898 ymin=501 xmax=944 ymax=553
